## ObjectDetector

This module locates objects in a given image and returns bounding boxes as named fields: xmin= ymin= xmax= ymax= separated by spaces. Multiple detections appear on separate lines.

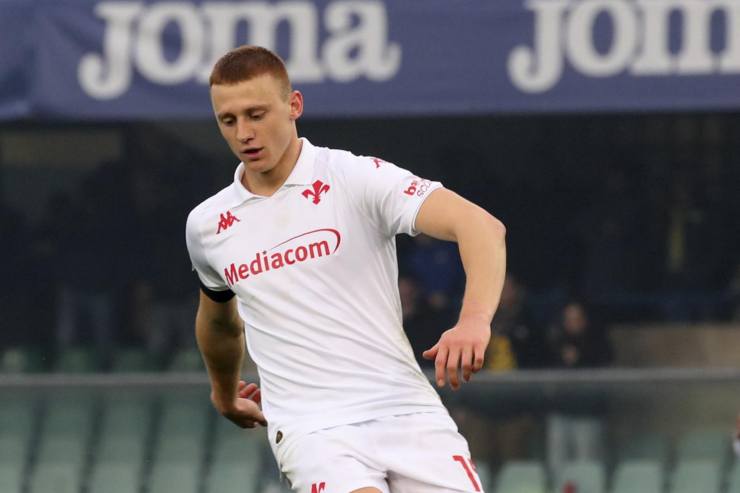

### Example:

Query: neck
xmin=243 ymin=136 xmax=302 ymax=196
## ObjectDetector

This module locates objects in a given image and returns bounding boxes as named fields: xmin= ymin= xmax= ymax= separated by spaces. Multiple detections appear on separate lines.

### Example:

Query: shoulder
xmin=314 ymin=143 xmax=383 ymax=182
xmin=186 ymin=182 xmax=240 ymax=238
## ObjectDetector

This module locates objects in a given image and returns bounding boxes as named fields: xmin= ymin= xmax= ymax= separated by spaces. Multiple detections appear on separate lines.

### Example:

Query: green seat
xmin=88 ymin=462 xmax=141 ymax=493
xmin=159 ymin=396 xmax=209 ymax=440
xmin=612 ymin=460 xmax=663 ymax=493
xmin=495 ymin=461 xmax=546 ymax=493
xmin=206 ymin=462 xmax=259 ymax=493
xmin=154 ymin=436 xmax=203 ymax=464
xmin=36 ymin=435 xmax=88 ymax=466
xmin=0 ymin=347 xmax=45 ymax=373
xmin=42 ymin=398 xmax=94 ymax=439
xmin=99 ymin=398 xmax=152 ymax=439
xmin=29 ymin=462 xmax=82 ymax=493
xmin=212 ymin=429 xmax=262 ymax=463
xmin=676 ymin=429 xmax=729 ymax=462
xmin=55 ymin=346 xmax=98 ymax=372
xmin=97 ymin=435 xmax=147 ymax=465
xmin=0 ymin=399 xmax=36 ymax=439
xmin=0 ymin=463 xmax=22 ymax=493
xmin=112 ymin=348 xmax=157 ymax=372
xmin=149 ymin=463 xmax=199 ymax=493
xmin=670 ymin=460 xmax=720 ymax=493
xmin=0 ymin=434 xmax=30 ymax=466
xmin=168 ymin=348 xmax=205 ymax=372
xmin=557 ymin=461 xmax=605 ymax=493
xmin=726 ymin=461 xmax=740 ymax=493
xmin=618 ymin=431 xmax=670 ymax=463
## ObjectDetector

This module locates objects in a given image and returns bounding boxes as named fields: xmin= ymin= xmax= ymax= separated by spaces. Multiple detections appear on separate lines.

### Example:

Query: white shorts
xmin=269 ymin=412 xmax=485 ymax=493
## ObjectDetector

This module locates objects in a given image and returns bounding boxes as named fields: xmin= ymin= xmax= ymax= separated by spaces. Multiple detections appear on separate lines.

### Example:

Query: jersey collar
xmin=231 ymin=137 xmax=316 ymax=202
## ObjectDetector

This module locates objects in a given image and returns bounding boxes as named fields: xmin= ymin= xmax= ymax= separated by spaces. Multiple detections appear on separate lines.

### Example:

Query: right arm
xmin=196 ymin=290 xmax=266 ymax=428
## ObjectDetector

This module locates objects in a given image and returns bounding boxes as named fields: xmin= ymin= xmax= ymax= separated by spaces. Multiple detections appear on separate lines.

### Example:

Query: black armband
xmin=199 ymin=281 xmax=235 ymax=303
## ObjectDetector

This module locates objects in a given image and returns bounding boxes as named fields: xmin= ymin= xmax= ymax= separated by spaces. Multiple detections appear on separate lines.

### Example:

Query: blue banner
xmin=4 ymin=0 xmax=740 ymax=119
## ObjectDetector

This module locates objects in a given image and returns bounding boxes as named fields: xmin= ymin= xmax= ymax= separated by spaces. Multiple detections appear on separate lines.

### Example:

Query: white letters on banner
xmin=78 ymin=1 xmax=401 ymax=100
xmin=509 ymin=0 xmax=740 ymax=93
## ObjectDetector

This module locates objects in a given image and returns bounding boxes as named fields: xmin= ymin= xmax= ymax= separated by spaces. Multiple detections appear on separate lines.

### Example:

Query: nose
xmin=236 ymin=118 xmax=255 ymax=143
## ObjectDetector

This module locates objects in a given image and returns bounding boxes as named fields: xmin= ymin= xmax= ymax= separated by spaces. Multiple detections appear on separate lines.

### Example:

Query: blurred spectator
xmin=0 ymin=200 xmax=31 ymax=347
xmin=546 ymin=301 xmax=613 ymax=480
xmin=403 ymin=234 xmax=464 ymax=312
xmin=399 ymin=275 xmax=454 ymax=368
xmin=486 ymin=274 xmax=546 ymax=370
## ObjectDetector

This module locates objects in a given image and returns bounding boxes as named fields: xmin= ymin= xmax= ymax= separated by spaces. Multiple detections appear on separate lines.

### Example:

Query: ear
xmin=288 ymin=90 xmax=304 ymax=120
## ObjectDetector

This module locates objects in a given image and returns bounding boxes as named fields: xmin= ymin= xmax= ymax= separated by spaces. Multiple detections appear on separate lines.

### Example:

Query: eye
xmin=250 ymin=111 xmax=266 ymax=121
xmin=220 ymin=117 xmax=235 ymax=126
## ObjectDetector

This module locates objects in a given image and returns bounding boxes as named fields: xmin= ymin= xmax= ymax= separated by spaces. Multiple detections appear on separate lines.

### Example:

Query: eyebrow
xmin=218 ymin=104 xmax=270 ymax=119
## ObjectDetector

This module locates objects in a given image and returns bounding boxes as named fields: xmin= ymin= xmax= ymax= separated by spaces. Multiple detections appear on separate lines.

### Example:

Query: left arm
xmin=415 ymin=188 xmax=507 ymax=390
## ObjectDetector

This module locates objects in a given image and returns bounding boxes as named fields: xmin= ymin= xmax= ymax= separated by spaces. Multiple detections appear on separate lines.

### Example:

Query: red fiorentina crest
xmin=302 ymin=180 xmax=330 ymax=204
xmin=216 ymin=211 xmax=240 ymax=234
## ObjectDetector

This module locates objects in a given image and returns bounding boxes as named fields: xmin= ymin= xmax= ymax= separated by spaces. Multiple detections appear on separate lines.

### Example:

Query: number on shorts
xmin=452 ymin=455 xmax=481 ymax=492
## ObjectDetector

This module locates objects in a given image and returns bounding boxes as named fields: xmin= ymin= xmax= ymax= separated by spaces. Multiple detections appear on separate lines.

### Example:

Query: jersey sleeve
xmin=345 ymin=155 xmax=443 ymax=237
xmin=185 ymin=210 xmax=229 ymax=291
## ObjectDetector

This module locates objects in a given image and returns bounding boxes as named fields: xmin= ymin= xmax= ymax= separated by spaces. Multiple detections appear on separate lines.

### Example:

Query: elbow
xmin=485 ymin=212 xmax=506 ymax=240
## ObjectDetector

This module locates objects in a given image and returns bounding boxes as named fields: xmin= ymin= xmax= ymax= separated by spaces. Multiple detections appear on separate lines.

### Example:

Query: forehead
xmin=210 ymin=74 xmax=285 ymax=114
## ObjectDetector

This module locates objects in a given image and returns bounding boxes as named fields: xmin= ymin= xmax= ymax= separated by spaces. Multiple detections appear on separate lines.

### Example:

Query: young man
xmin=186 ymin=45 xmax=507 ymax=493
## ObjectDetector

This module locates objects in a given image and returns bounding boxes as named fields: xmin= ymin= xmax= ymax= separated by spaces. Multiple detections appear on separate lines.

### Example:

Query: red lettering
xmin=295 ymin=246 xmax=308 ymax=262
xmin=284 ymin=249 xmax=295 ymax=265
xmin=308 ymin=240 xmax=330 ymax=258
xmin=403 ymin=181 xmax=418 ymax=196
xmin=311 ymin=482 xmax=326 ymax=493
xmin=238 ymin=264 xmax=249 ymax=280
xmin=270 ymin=253 xmax=284 ymax=269
xmin=224 ymin=263 xmax=238 ymax=286
xmin=453 ymin=455 xmax=480 ymax=492
xmin=250 ymin=253 xmax=263 ymax=275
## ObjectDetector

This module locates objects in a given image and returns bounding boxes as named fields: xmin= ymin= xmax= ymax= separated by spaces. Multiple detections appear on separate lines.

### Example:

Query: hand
xmin=211 ymin=380 xmax=267 ymax=429
xmin=422 ymin=314 xmax=491 ymax=390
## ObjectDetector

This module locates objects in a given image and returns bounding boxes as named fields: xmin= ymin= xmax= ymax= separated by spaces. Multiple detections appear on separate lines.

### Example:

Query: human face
xmin=211 ymin=74 xmax=303 ymax=176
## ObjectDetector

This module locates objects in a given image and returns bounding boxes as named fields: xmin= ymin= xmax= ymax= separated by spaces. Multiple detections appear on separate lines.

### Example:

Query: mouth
xmin=241 ymin=147 xmax=264 ymax=160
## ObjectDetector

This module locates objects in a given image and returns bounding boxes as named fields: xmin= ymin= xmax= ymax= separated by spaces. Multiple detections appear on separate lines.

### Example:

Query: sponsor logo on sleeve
xmin=402 ymin=177 xmax=432 ymax=197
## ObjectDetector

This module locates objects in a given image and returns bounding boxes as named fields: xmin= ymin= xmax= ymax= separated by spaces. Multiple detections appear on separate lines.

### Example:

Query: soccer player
xmin=185 ymin=45 xmax=507 ymax=493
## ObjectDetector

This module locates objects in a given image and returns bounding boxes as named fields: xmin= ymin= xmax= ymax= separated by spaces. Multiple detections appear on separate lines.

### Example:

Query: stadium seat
xmin=205 ymin=462 xmax=259 ymax=493
xmin=556 ymin=461 xmax=605 ymax=493
xmin=41 ymin=397 xmax=95 ymax=440
xmin=0 ymin=463 xmax=23 ymax=493
xmin=495 ymin=461 xmax=546 ymax=493
xmin=153 ymin=435 xmax=203 ymax=463
xmin=617 ymin=431 xmax=670 ymax=463
xmin=99 ymin=396 xmax=153 ymax=439
xmin=669 ymin=460 xmax=720 ymax=493
xmin=29 ymin=462 xmax=82 ymax=493
xmin=212 ymin=425 xmax=263 ymax=463
xmin=88 ymin=462 xmax=141 ymax=493
xmin=36 ymin=435 xmax=88 ymax=466
xmin=726 ymin=460 xmax=740 ymax=493
xmin=96 ymin=435 xmax=147 ymax=465
xmin=675 ymin=428 xmax=729 ymax=462
xmin=54 ymin=346 xmax=98 ymax=372
xmin=148 ymin=462 xmax=200 ymax=493
xmin=0 ymin=398 xmax=36 ymax=440
xmin=112 ymin=348 xmax=157 ymax=372
xmin=611 ymin=460 xmax=663 ymax=493
xmin=159 ymin=394 xmax=209 ymax=439
xmin=168 ymin=347 xmax=205 ymax=372
xmin=0 ymin=434 xmax=30 ymax=467
xmin=0 ymin=346 xmax=45 ymax=373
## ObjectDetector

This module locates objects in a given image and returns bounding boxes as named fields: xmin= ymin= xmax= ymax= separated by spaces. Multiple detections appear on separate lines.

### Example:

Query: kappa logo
xmin=311 ymin=482 xmax=326 ymax=493
xmin=302 ymin=180 xmax=330 ymax=204
xmin=216 ymin=211 xmax=240 ymax=234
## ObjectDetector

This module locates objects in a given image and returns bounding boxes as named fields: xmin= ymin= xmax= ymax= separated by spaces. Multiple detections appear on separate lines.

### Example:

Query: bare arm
xmin=414 ymin=188 xmax=507 ymax=390
xmin=196 ymin=290 xmax=266 ymax=427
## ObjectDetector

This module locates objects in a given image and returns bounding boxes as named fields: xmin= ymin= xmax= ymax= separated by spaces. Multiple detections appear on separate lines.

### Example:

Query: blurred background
xmin=1 ymin=0 xmax=740 ymax=492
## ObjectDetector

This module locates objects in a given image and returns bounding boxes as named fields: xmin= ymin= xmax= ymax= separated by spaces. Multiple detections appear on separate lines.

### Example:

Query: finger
xmin=422 ymin=343 xmax=439 ymax=360
xmin=472 ymin=343 xmax=485 ymax=373
xmin=255 ymin=411 xmax=268 ymax=426
xmin=434 ymin=345 xmax=448 ymax=387
xmin=461 ymin=346 xmax=473 ymax=382
xmin=251 ymin=389 xmax=261 ymax=405
xmin=447 ymin=347 xmax=461 ymax=390
xmin=239 ymin=383 xmax=258 ymax=398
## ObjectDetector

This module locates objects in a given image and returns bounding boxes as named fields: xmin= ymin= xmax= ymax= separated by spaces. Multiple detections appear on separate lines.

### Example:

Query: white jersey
xmin=185 ymin=138 xmax=446 ymax=439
